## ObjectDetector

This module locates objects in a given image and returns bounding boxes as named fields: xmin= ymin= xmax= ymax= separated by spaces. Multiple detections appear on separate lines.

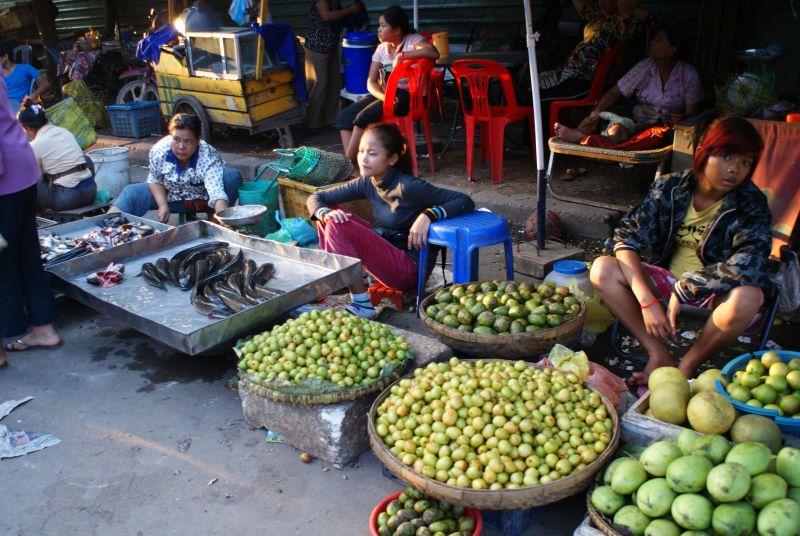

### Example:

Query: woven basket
xmin=271 ymin=146 xmax=355 ymax=186
xmin=45 ymin=98 xmax=97 ymax=149
xmin=238 ymin=356 xmax=412 ymax=405
xmin=62 ymin=80 xmax=105 ymax=127
xmin=368 ymin=359 xmax=621 ymax=510
xmin=585 ymin=486 xmax=623 ymax=536
xmin=418 ymin=284 xmax=586 ymax=360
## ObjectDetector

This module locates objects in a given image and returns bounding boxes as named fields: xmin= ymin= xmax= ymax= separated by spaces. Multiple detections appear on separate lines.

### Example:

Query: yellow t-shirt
xmin=668 ymin=197 xmax=723 ymax=279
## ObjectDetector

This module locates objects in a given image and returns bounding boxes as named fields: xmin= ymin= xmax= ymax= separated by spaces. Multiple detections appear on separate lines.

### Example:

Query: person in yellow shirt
xmin=590 ymin=117 xmax=773 ymax=384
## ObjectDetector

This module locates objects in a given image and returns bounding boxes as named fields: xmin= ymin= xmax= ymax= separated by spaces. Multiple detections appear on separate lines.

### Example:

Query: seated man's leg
xmin=590 ymin=256 xmax=674 ymax=379
xmin=679 ymin=285 xmax=763 ymax=378
xmin=222 ymin=168 xmax=243 ymax=205
xmin=109 ymin=183 xmax=158 ymax=216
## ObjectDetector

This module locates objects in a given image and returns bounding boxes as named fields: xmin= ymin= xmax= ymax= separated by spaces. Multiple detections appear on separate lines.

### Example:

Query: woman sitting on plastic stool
xmin=17 ymin=100 xmax=97 ymax=212
xmin=308 ymin=123 xmax=474 ymax=318
xmin=109 ymin=114 xmax=242 ymax=222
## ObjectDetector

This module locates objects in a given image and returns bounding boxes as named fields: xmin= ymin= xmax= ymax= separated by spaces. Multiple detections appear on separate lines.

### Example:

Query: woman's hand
xmin=642 ymin=301 xmax=674 ymax=343
xmin=156 ymin=204 xmax=171 ymax=223
xmin=407 ymin=213 xmax=431 ymax=250
xmin=667 ymin=292 xmax=681 ymax=334
xmin=324 ymin=209 xmax=351 ymax=224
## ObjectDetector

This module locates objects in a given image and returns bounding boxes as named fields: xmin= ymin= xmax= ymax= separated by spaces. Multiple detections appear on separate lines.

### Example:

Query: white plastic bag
xmin=776 ymin=250 xmax=800 ymax=313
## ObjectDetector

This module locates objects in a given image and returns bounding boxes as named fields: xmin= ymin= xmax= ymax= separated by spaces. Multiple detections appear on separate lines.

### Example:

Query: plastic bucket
xmin=86 ymin=146 xmax=130 ymax=199
xmin=342 ymin=32 xmax=378 ymax=94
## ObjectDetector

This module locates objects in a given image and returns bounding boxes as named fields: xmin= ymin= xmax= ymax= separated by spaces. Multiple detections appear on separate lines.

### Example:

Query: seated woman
xmin=590 ymin=117 xmax=771 ymax=384
xmin=554 ymin=23 xmax=702 ymax=146
xmin=17 ymin=100 xmax=97 ymax=212
xmin=336 ymin=5 xmax=439 ymax=163
xmin=308 ymin=123 xmax=474 ymax=318
xmin=110 ymin=114 xmax=242 ymax=222
xmin=0 ymin=41 xmax=50 ymax=112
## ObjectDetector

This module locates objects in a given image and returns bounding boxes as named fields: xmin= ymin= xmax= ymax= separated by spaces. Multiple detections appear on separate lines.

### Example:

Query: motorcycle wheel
xmin=116 ymin=80 xmax=159 ymax=104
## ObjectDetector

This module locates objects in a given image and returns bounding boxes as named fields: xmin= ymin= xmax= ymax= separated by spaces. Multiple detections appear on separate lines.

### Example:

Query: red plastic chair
xmin=421 ymin=31 xmax=446 ymax=121
xmin=450 ymin=59 xmax=534 ymax=184
xmin=548 ymin=43 xmax=624 ymax=137
xmin=381 ymin=58 xmax=436 ymax=176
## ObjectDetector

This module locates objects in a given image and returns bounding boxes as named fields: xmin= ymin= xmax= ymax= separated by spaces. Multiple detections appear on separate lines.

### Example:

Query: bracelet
xmin=640 ymin=298 xmax=660 ymax=309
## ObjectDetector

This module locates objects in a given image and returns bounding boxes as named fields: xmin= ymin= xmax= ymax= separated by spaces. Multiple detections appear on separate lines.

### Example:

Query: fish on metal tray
xmin=170 ymin=241 xmax=228 ymax=267
xmin=216 ymin=248 xmax=243 ymax=274
xmin=154 ymin=258 xmax=171 ymax=281
xmin=211 ymin=282 xmax=250 ymax=313
xmin=138 ymin=262 xmax=167 ymax=290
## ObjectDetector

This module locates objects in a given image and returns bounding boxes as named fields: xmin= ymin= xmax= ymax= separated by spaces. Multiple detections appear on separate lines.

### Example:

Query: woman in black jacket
xmin=308 ymin=123 xmax=474 ymax=318
xmin=590 ymin=116 xmax=772 ymax=384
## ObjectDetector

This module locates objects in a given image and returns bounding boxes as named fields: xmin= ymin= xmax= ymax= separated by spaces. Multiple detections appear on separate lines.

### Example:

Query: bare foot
xmin=630 ymin=349 xmax=676 ymax=387
xmin=554 ymin=123 xmax=585 ymax=143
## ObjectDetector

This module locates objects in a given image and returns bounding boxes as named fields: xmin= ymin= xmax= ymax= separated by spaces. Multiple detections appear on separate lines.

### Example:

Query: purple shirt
xmin=0 ymin=78 xmax=40 ymax=196
xmin=616 ymin=58 xmax=704 ymax=125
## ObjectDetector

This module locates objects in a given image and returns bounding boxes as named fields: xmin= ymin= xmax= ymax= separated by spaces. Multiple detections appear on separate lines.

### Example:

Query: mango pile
xmin=725 ymin=352 xmax=800 ymax=416
xmin=424 ymin=281 xmax=582 ymax=335
xmin=591 ymin=434 xmax=800 ymax=535
xmin=374 ymin=358 xmax=614 ymax=490
xmin=374 ymin=486 xmax=476 ymax=536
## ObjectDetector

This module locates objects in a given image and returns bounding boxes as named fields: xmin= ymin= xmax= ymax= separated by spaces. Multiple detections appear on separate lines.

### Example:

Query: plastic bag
xmin=776 ymin=250 xmax=800 ymax=313
xmin=570 ymin=282 xmax=615 ymax=335
xmin=228 ymin=0 xmax=249 ymax=26
xmin=276 ymin=211 xmax=317 ymax=246
xmin=541 ymin=346 xmax=628 ymax=406
xmin=547 ymin=344 xmax=590 ymax=382
xmin=264 ymin=228 xmax=293 ymax=243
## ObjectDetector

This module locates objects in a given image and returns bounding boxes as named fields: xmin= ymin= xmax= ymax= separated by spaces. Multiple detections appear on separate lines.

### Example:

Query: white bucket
xmin=86 ymin=147 xmax=131 ymax=199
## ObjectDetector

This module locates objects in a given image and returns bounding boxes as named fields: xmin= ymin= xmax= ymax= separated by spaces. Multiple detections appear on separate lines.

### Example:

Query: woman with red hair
xmin=590 ymin=116 xmax=772 ymax=384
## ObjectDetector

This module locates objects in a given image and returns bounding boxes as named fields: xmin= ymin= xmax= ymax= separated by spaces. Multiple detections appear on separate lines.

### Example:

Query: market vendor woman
xmin=109 ymin=114 xmax=242 ymax=222
xmin=308 ymin=123 xmax=474 ymax=318
xmin=591 ymin=116 xmax=771 ymax=384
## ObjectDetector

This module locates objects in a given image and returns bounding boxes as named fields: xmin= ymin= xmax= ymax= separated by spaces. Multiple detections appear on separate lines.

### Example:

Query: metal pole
xmin=413 ymin=0 xmax=419 ymax=31
xmin=255 ymin=0 xmax=269 ymax=80
xmin=522 ymin=0 xmax=547 ymax=250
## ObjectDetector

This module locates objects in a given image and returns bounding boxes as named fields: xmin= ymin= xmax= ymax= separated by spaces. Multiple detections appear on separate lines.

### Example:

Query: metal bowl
xmin=216 ymin=205 xmax=267 ymax=227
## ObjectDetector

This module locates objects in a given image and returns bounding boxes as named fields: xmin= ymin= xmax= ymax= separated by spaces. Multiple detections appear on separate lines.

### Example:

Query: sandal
xmin=4 ymin=339 xmax=64 ymax=352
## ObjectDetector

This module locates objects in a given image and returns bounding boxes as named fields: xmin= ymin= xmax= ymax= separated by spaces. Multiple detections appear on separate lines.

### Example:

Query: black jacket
xmin=612 ymin=169 xmax=773 ymax=302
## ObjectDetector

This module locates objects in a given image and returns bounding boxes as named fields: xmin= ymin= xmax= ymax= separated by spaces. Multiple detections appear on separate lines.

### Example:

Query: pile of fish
xmin=137 ymin=241 xmax=281 ymax=318
xmin=40 ymin=215 xmax=158 ymax=265
xmin=86 ymin=263 xmax=125 ymax=287
xmin=82 ymin=215 xmax=157 ymax=252
xmin=40 ymin=234 xmax=84 ymax=263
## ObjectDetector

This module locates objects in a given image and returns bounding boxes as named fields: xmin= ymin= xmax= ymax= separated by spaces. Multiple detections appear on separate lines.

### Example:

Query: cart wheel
xmin=116 ymin=80 xmax=159 ymax=104
xmin=173 ymin=95 xmax=212 ymax=141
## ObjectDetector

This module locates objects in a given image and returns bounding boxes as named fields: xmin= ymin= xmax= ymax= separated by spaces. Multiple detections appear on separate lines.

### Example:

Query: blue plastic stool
xmin=416 ymin=211 xmax=514 ymax=314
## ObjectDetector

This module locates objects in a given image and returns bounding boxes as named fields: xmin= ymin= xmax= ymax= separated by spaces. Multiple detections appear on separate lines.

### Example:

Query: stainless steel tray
xmin=46 ymin=221 xmax=362 ymax=355
xmin=38 ymin=213 xmax=172 ymax=240
xmin=37 ymin=216 xmax=57 ymax=229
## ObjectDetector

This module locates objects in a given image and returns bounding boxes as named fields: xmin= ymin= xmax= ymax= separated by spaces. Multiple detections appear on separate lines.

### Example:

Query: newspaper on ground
xmin=0 ymin=397 xmax=61 ymax=459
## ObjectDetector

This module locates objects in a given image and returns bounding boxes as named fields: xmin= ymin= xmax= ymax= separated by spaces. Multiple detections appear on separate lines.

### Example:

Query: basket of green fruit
xmin=236 ymin=309 xmax=414 ymax=405
xmin=369 ymin=486 xmax=482 ymax=536
xmin=368 ymin=358 xmax=619 ymax=510
xmin=587 ymin=434 xmax=800 ymax=536
xmin=419 ymin=281 xmax=586 ymax=360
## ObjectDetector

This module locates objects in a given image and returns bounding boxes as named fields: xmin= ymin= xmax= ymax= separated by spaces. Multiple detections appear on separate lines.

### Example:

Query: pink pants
xmin=317 ymin=215 xmax=419 ymax=292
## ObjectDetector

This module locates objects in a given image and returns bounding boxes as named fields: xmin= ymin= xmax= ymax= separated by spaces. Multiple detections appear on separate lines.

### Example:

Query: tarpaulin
xmin=250 ymin=22 xmax=307 ymax=102
xmin=136 ymin=25 xmax=179 ymax=65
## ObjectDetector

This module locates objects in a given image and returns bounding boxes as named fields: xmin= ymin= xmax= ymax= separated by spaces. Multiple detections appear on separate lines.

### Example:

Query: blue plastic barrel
xmin=342 ymin=32 xmax=378 ymax=95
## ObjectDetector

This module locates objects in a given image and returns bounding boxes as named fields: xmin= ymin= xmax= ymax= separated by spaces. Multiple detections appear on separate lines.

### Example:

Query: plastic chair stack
xmin=450 ymin=59 xmax=534 ymax=184
xmin=381 ymin=59 xmax=436 ymax=176
xmin=416 ymin=211 xmax=514 ymax=313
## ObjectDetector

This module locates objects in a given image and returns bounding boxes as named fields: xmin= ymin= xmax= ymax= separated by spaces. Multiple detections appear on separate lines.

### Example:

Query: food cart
xmin=149 ymin=2 xmax=304 ymax=145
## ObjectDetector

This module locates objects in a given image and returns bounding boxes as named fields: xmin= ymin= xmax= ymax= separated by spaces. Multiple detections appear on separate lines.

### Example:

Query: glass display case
xmin=185 ymin=28 xmax=283 ymax=80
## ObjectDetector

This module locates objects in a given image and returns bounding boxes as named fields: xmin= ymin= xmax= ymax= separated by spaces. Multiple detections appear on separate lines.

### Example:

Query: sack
xmin=776 ymin=250 xmax=800 ymax=313
xmin=61 ymin=80 xmax=105 ymax=127
xmin=45 ymin=98 xmax=97 ymax=149
xmin=228 ymin=0 xmax=249 ymax=26
xmin=276 ymin=211 xmax=317 ymax=246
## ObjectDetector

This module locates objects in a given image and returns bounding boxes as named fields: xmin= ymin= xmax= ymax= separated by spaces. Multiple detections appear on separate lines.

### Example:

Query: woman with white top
xmin=17 ymin=100 xmax=96 ymax=212
xmin=335 ymin=5 xmax=439 ymax=163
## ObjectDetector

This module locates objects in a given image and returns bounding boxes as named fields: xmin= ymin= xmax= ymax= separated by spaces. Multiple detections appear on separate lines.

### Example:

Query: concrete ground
xmin=1 ymin=245 xmax=590 ymax=535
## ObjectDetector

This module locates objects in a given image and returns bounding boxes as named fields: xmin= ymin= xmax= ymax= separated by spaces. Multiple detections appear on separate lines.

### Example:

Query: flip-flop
xmin=3 ymin=339 xmax=64 ymax=352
